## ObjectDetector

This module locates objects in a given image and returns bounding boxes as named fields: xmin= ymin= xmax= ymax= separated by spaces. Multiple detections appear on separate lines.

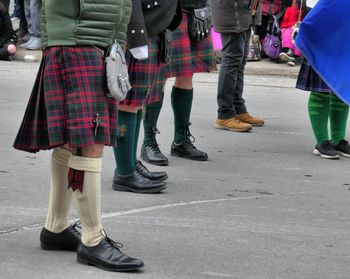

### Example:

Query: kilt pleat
xmin=13 ymin=46 xmax=119 ymax=153
xmin=166 ymin=11 xmax=216 ymax=78
xmin=296 ymin=60 xmax=332 ymax=93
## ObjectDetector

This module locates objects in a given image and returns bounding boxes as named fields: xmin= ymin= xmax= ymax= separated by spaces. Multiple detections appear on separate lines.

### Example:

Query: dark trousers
xmin=3 ymin=0 xmax=10 ymax=12
xmin=18 ymin=0 xmax=28 ymax=34
xmin=13 ymin=0 xmax=21 ymax=17
xmin=217 ymin=30 xmax=250 ymax=119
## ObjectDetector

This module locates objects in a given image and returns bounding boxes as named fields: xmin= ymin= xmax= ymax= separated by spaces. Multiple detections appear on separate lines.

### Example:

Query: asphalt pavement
xmin=1 ymin=57 xmax=350 ymax=279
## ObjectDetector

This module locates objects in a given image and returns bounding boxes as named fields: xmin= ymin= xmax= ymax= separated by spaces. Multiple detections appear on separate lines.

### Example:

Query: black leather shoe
xmin=141 ymin=143 xmax=168 ymax=166
xmin=40 ymin=222 xmax=81 ymax=251
xmin=141 ymin=128 xmax=168 ymax=166
xmin=171 ymin=140 xmax=208 ymax=161
xmin=112 ymin=170 xmax=166 ymax=193
xmin=77 ymin=230 xmax=144 ymax=272
xmin=136 ymin=161 xmax=168 ymax=181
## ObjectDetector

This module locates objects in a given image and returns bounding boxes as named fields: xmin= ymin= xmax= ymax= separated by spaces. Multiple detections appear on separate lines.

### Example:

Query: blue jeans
xmin=217 ymin=30 xmax=250 ymax=119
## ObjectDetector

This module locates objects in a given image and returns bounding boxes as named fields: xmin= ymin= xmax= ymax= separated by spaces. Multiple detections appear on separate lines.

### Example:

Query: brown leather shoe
xmin=215 ymin=118 xmax=252 ymax=132
xmin=236 ymin=113 xmax=264 ymax=126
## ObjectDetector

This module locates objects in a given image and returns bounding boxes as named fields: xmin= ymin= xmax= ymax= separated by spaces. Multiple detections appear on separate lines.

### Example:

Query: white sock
xmin=69 ymin=155 xmax=104 ymax=247
xmin=45 ymin=148 xmax=73 ymax=233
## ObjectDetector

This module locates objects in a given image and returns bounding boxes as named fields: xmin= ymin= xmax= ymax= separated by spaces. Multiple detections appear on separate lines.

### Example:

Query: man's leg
xmin=68 ymin=144 xmax=144 ymax=271
xmin=329 ymin=93 xmax=350 ymax=157
xmin=24 ymin=0 xmax=41 ymax=50
xmin=40 ymin=146 xmax=81 ymax=251
xmin=112 ymin=106 xmax=166 ymax=193
xmin=141 ymin=94 xmax=169 ymax=166
xmin=18 ymin=0 xmax=28 ymax=37
xmin=308 ymin=92 xmax=338 ymax=159
xmin=170 ymin=76 xmax=208 ymax=161
xmin=234 ymin=30 xmax=264 ymax=126
xmin=20 ymin=0 xmax=32 ymax=47
xmin=215 ymin=32 xmax=252 ymax=132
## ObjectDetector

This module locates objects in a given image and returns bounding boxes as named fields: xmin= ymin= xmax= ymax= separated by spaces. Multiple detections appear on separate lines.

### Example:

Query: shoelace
xmin=71 ymin=221 xmax=82 ymax=237
xmin=152 ymin=127 xmax=160 ymax=135
xmin=149 ymin=128 xmax=163 ymax=153
xmin=322 ymin=141 xmax=336 ymax=151
xmin=100 ymin=229 xmax=123 ymax=250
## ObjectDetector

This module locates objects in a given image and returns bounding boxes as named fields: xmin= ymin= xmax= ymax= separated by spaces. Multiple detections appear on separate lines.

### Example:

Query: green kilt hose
xmin=166 ymin=11 xmax=216 ymax=78
xmin=13 ymin=46 xmax=119 ymax=153
xmin=120 ymin=35 xmax=166 ymax=107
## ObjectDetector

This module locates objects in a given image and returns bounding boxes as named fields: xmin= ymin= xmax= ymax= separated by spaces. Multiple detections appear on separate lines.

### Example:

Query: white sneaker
xmin=20 ymin=36 xmax=33 ymax=48
xmin=22 ymin=34 xmax=31 ymax=42
xmin=25 ymin=37 xmax=41 ymax=50
xmin=279 ymin=52 xmax=295 ymax=63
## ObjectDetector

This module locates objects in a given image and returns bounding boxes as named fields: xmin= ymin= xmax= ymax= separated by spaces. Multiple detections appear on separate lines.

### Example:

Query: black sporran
xmin=188 ymin=7 xmax=212 ymax=41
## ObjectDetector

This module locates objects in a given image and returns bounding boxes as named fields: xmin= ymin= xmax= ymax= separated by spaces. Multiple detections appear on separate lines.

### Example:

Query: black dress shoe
xmin=40 ymin=222 xmax=81 ymax=251
xmin=141 ymin=144 xmax=168 ymax=166
xmin=77 ymin=231 xmax=144 ymax=272
xmin=112 ymin=170 xmax=166 ymax=193
xmin=136 ymin=161 xmax=168 ymax=181
xmin=170 ymin=140 xmax=208 ymax=161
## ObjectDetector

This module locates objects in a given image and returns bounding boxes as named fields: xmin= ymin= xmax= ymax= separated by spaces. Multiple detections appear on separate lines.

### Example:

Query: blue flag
xmin=295 ymin=0 xmax=350 ymax=105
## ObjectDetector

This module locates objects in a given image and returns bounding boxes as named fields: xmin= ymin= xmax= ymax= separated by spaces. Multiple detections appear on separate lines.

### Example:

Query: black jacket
xmin=127 ymin=0 xmax=182 ymax=49
xmin=0 ymin=8 xmax=16 ymax=47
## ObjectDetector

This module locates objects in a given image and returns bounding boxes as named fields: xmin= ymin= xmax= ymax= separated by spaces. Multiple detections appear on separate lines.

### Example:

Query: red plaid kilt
xmin=120 ymin=35 xmax=166 ymax=107
xmin=13 ymin=46 xmax=119 ymax=153
xmin=166 ymin=11 xmax=217 ymax=78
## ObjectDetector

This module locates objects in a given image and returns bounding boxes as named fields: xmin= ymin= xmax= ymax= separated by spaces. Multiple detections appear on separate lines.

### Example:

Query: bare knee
xmin=174 ymin=76 xmax=193 ymax=90
xmin=81 ymin=145 xmax=104 ymax=158
xmin=118 ymin=105 xmax=141 ymax=113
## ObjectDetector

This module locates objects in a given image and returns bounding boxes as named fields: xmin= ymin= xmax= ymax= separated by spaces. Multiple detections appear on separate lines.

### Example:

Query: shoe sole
xmin=250 ymin=123 xmax=264 ymax=127
xmin=170 ymin=150 xmax=208 ymax=161
xmin=337 ymin=151 xmax=350 ymax=158
xmin=40 ymin=243 xmax=77 ymax=251
xmin=313 ymin=149 xmax=340 ymax=159
xmin=112 ymin=184 xmax=167 ymax=194
xmin=140 ymin=150 xmax=169 ymax=166
xmin=279 ymin=52 xmax=295 ymax=63
xmin=150 ymin=174 xmax=168 ymax=181
xmin=215 ymin=124 xmax=252 ymax=132
xmin=77 ymin=257 xmax=144 ymax=272
xmin=141 ymin=156 xmax=169 ymax=166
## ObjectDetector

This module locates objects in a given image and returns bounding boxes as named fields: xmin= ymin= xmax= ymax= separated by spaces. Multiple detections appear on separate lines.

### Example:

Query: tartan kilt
xmin=296 ymin=60 xmax=332 ymax=93
xmin=13 ymin=46 xmax=119 ymax=153
xmin=166 ymin=11 xmax=217 ymax=78
xmin=120 ymin=35 xmax=167 ymax=107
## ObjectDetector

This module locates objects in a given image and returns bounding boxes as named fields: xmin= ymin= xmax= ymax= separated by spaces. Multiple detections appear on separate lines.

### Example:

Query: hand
xmin=7 ymin=44 xmax=16 ymax=54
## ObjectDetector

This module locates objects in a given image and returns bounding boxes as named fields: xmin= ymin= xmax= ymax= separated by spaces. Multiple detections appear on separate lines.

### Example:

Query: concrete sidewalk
xmin=13 ymin=47 xmax=301 ymax=78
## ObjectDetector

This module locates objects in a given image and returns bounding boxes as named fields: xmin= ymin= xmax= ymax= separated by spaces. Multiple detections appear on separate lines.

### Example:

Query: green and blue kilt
xmin=166 ymin=11 xmax=216 ymax=78
xmin=13 ymin=46 xmax=119 ymax=153
xmin=120 ymin=35 xmax=166 ymax=107
xmin=296 ymin=60 xmax=332 ymax=93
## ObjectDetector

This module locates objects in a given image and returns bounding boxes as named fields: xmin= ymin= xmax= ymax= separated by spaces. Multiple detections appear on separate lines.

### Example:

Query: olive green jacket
xmin=41 ymin=0 xmax=132 ymax=48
